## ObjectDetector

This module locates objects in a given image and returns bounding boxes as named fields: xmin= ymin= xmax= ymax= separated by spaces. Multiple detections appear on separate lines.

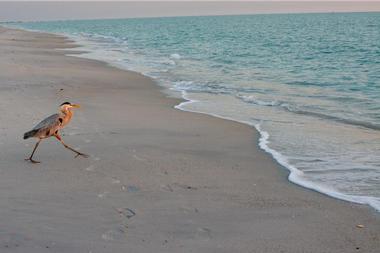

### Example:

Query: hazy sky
xmin=0 ymin=1 xmax=379 ymax=22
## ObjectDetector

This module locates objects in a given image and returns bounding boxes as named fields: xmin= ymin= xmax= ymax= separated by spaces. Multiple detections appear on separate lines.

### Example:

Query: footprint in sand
xmin=85 ymin=165 xmax=95 ymax=172
xmin=101 ymin=228 xmax=125 ymax=241
xmin=173 ymin=183 xmax=198 ymax=190
xmin=196 ymin=227 xmax=212 ymax=240
xmin=161 ymin=184 xmax=174 ymax=192
xmin=121 ymin=185 xmax=140 ymax=192
xmin=111 ymin=177 xmax=120 ymax=184
xmin=97 ymin=192 xmax=109 ymax=198
xmin=101 ymin=230 xmax=115 ymax=241
xmin=127 ymin=185 xmax=139 ymax=192
xmin=133 ymin=154 xmax=146 ymax=162
xmin=115 ymin=208 xmax=136 ymax=219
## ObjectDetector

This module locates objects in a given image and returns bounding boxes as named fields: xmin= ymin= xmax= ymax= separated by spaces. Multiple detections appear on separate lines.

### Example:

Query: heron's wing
xmin=33 ymin=113 xmax=60 ymax=130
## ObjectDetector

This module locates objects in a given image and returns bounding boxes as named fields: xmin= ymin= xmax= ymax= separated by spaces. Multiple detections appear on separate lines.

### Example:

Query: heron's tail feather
xmin=23 ymin=129 xmax=38 ymax=140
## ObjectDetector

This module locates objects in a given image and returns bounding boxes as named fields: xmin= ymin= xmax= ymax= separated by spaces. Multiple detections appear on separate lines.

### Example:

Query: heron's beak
xmin=71 ymin=104 xmax=81 ymax=108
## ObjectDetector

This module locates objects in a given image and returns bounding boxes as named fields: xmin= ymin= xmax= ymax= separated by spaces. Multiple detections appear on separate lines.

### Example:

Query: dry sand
xmin=0 ymin=27 xmax=379 ymax=253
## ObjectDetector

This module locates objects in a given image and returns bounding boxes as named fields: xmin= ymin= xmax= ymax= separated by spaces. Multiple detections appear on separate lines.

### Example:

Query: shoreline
xmin=17 ymin=24 xmax=380 ymax=212
xmin=0 ymin=26 xmax=379 ymax=252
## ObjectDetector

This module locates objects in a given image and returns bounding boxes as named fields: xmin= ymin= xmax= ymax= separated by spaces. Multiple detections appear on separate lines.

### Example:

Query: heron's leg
xmin=54 ymin=134 xmax=89 ymax=158
xmin=25 ymin=139 xmax=41 ymax=163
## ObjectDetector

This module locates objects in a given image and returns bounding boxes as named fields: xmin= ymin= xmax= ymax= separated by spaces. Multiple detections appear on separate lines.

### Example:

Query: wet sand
xmin=0 ymin=27 xmax=379 ymax=253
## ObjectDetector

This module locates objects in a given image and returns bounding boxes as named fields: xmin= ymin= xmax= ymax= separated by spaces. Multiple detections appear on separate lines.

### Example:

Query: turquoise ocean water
xmin=11 ymin=13 xmax=380 ymax=211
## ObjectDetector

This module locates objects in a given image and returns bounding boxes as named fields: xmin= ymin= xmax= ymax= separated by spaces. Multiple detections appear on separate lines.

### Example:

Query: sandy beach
xmin=0 ymin=26 xmax=379 ymax=253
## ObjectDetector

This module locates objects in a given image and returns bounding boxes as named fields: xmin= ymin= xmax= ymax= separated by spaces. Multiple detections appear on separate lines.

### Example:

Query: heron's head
xmin=59 ymin=102 xmax=80 ymax=112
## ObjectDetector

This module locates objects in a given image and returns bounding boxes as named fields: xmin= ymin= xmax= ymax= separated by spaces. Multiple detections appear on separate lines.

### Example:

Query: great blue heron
xmin=23 ymin=102 xmax=89 ymax=163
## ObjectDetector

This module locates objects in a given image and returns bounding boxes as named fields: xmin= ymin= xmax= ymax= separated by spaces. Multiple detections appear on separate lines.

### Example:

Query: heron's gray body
xmin=23 ymin=111 xmax=72 ymax=140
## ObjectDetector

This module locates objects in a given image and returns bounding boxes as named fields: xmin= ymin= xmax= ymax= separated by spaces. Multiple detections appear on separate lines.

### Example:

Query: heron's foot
xmin=75 ymin=152 xmax=89 ymax=158
xmin=25 ymin=158 xmax=41 ymax=164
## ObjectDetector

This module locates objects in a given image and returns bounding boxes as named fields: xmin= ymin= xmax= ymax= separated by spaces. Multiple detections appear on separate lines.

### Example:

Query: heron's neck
xmin=61 ymin=108 xmax=73 ymax=118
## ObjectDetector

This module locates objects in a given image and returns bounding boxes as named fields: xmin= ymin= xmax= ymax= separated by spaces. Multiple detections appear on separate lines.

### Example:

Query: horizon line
xmin=3 ymin=10 xmax=380 ymax=23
